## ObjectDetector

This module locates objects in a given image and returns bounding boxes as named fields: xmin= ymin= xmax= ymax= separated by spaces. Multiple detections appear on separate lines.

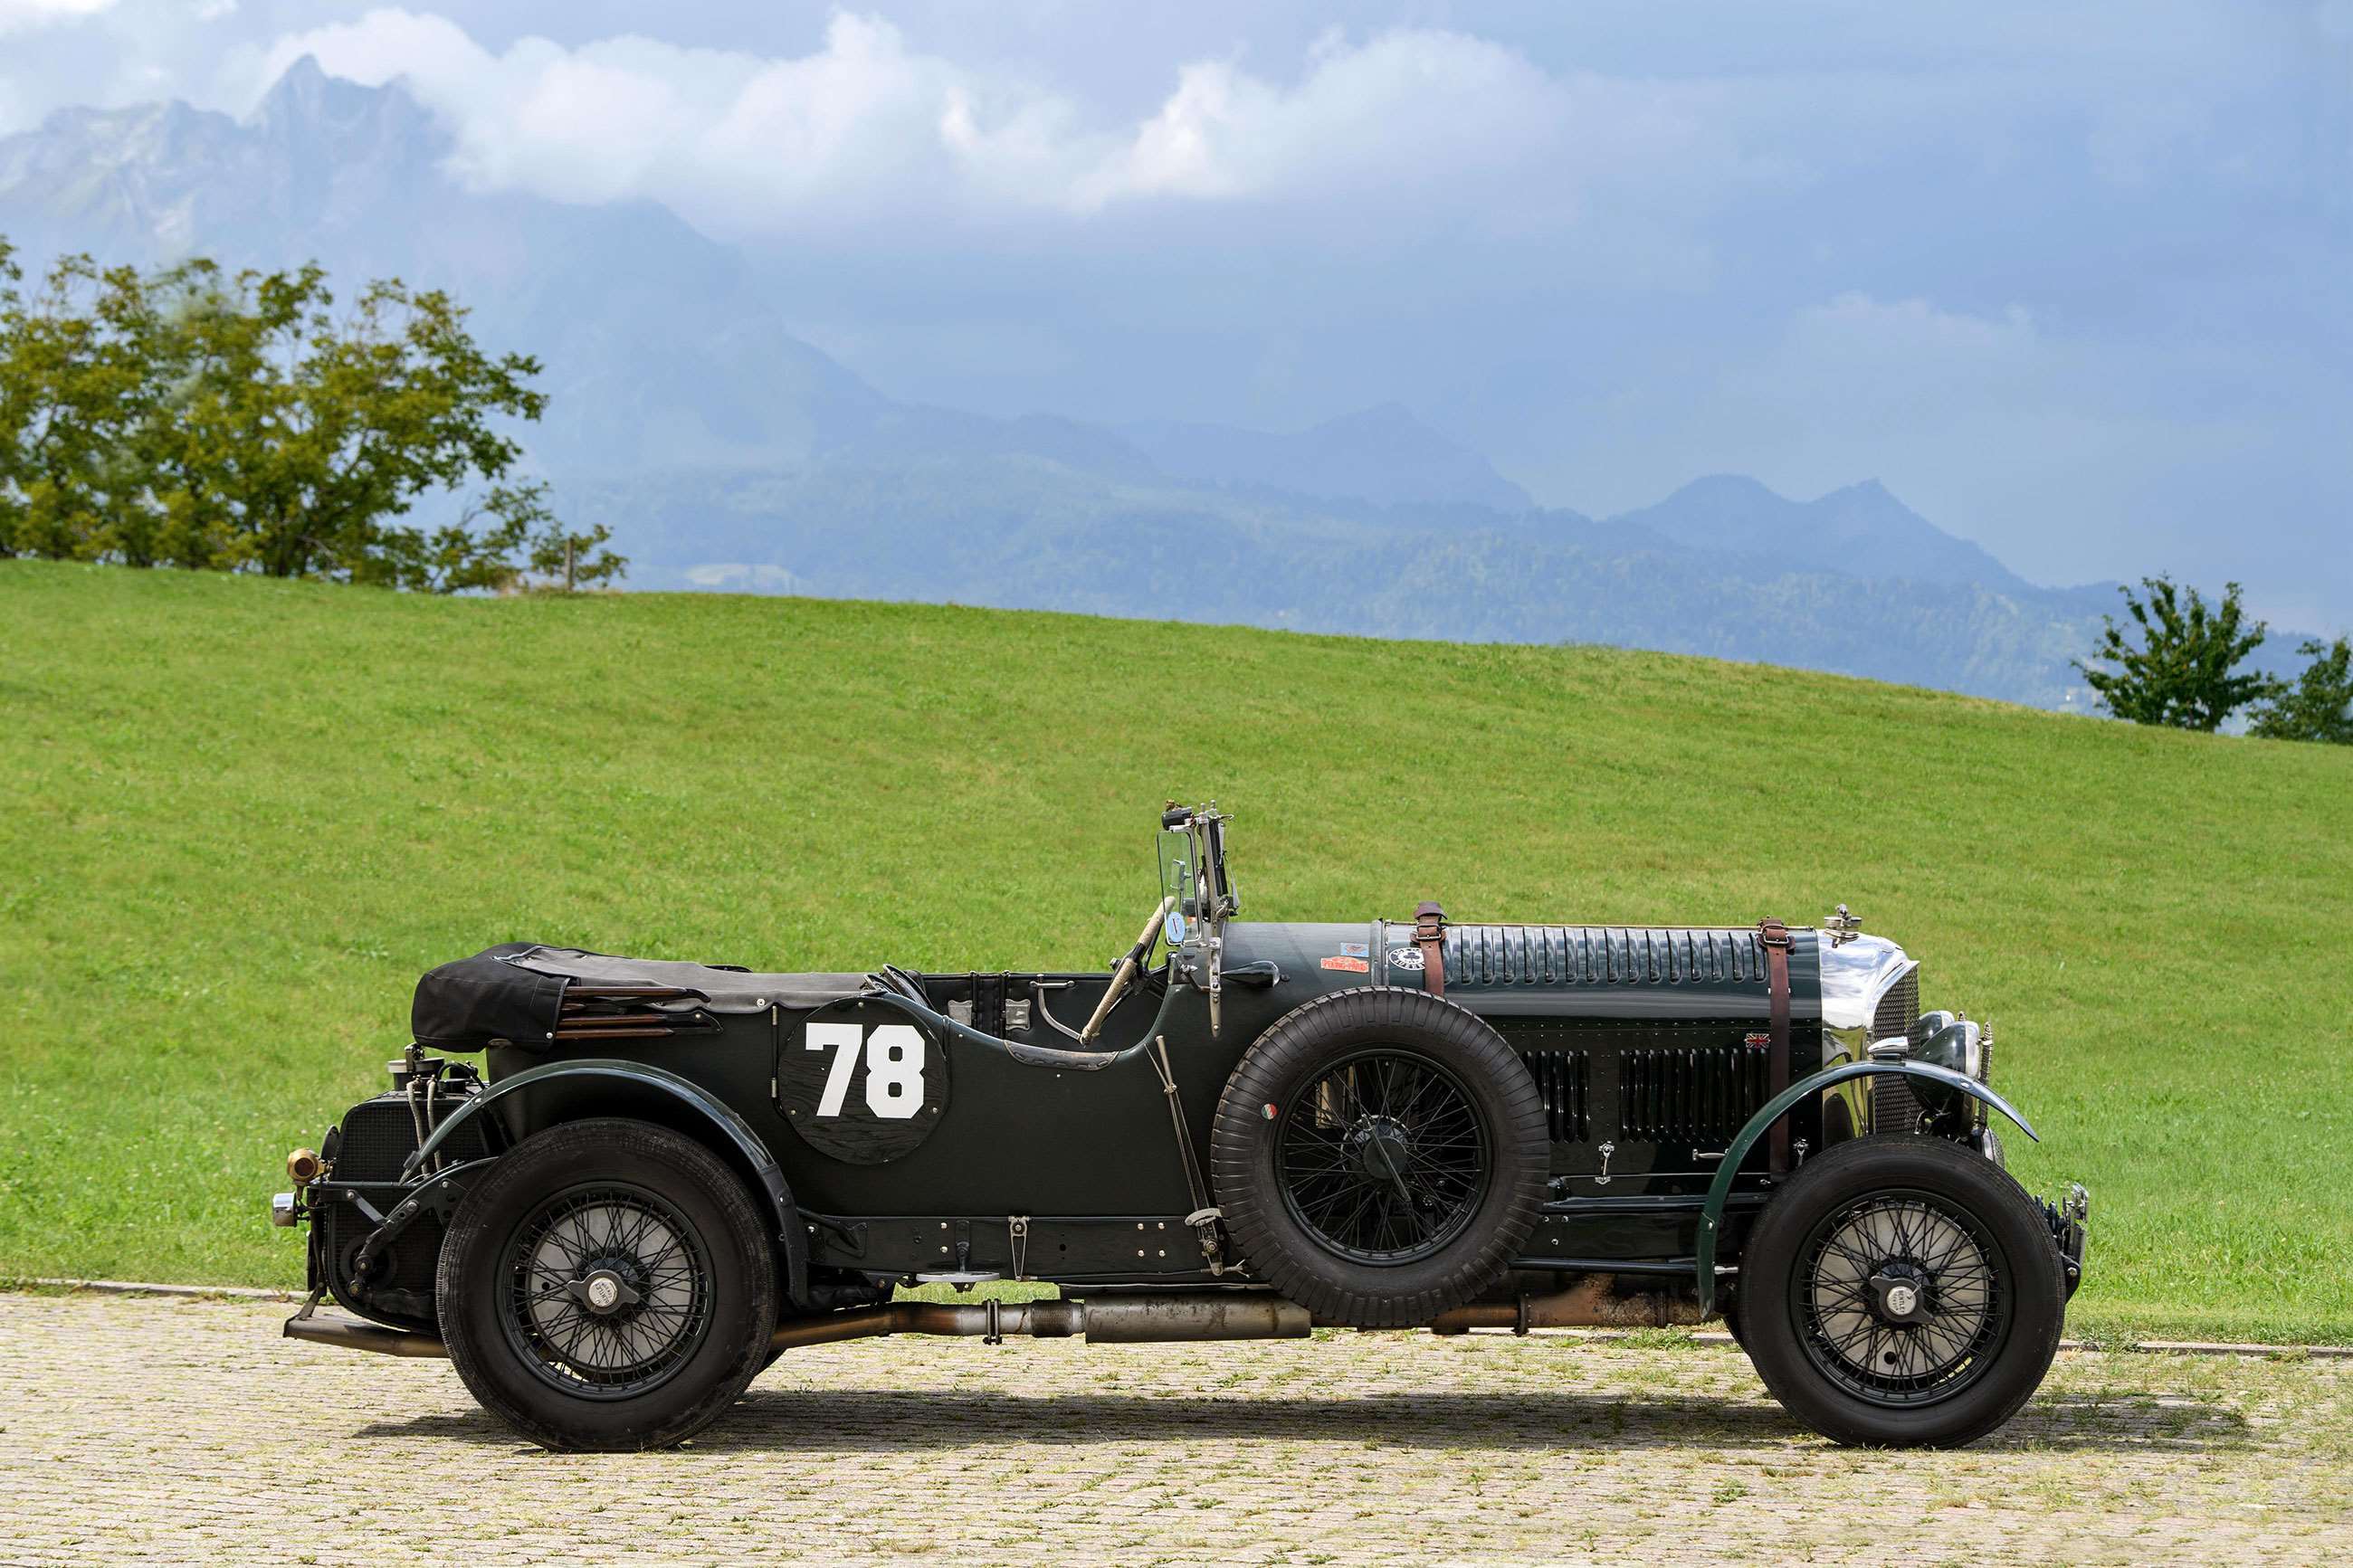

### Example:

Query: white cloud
xmin=1072 ymin=29 xmax=1568 ymax=207
xmin=232 ymin=9 xmax=1653 ymax=234
xmin=0 ymin=0 xmax=114 ymax=36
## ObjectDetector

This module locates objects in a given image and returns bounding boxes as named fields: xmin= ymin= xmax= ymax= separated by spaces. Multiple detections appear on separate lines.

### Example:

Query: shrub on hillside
xmin=0 ymin=238 xmax=620 ymax=593
xmin=2073 ymin=575 xmax=2278 ymax=732
xmin=2251 ymin=638 xmax=2353 ymax=746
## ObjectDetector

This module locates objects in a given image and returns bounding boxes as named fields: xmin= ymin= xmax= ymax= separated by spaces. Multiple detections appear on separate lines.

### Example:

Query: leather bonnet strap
xmin=1758 ymin=918 xmax=1794 ymax=1173
xmin=1414 ymin=901 xmax=1447 ymax=998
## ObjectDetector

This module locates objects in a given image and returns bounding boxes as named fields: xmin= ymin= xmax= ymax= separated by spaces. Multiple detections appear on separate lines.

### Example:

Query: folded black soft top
xmin=412 ymin=943 xmax=872 ymax=1050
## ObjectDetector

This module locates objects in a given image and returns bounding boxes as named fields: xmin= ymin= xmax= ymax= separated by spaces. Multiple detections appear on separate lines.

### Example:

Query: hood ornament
xmin=1825 ymin=903 xmax=1862 ymax=945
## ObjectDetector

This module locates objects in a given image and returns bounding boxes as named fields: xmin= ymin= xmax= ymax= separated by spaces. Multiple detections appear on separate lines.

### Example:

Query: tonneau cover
xmin=412 ymin=943 xmax=871 ymax=1050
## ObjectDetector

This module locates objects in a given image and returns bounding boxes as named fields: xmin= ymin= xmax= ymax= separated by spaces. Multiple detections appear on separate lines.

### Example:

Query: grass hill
xmin=3 ymin=560 xmax=2348 ymax=1344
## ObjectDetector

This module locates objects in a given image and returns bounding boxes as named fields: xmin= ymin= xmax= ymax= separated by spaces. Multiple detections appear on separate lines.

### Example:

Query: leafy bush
xmin=0 ymin=239 xmax=619 ymax=592
xmin=2252 ymin=639 xmax=2353 ymax=745
xmin=2073 ymin=575 xmax=2276 ymax=730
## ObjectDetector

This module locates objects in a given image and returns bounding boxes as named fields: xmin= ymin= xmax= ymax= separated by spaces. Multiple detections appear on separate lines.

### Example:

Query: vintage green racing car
xmin=273 ymin=802 xmax=2088 ymax=1450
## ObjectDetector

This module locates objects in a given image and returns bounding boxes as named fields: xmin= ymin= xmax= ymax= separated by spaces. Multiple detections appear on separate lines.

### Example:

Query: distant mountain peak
xmin=265 ymin=52 xmax=330 ymax=97
xmin=250 ymin=55 xmax=439 ymax=154
xmin=1612 ymin=475 xmax=2028 ymax=589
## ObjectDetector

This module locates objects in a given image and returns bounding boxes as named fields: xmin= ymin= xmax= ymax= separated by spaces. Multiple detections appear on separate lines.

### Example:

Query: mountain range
xmin=0 ymin=58 xmax=2161 ymax=708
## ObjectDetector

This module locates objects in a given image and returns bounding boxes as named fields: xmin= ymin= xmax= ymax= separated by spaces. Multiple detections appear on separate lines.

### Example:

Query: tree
xmin=0 ymin=252 xmax=174 ymax=564
xmin=2073 ymin=576 xmax=2278 ymax=731
xmin=148 ymin=260 xmax=549 ymax=584
xmin=0 ymin=239 xmax=623 ymax=592
xmin=2249 ymin=638 xmax=2353 ymax=745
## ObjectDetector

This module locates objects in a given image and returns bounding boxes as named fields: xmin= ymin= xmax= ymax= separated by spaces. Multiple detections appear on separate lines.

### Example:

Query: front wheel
xmin=436 ymin=1118 xmax=777 ymax=1451
xmin=1738 ymin=1134 xmax=2064 ymax=1448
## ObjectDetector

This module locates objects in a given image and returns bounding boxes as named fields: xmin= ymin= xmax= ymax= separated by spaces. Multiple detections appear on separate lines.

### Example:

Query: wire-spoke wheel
xmin=1211 ymin=986 xmax=1547 ymax=1327
xmin=1793 ymin=1191 xmax=2005 ymax=1407
xmin=1739 ymin=1134 xmax=2065 ymax=1448
xmin=438 ymin=1119 xmax=776 ymax=1450
xmin=1278 ymin=1049 xmax=1489 ymax=1264
xmin=500 ymin=1183 xmax=715 ymax=1400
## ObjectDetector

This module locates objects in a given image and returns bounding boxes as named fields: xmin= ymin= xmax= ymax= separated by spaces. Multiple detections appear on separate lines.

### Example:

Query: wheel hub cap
xmin=1869 ymin=1268 xmax=1930 ymax=1326
xmin=564 ymin=1260 xmax=645 ymax=1317
xmin=1348 ymin=1117 xmax=1419 ymax=1192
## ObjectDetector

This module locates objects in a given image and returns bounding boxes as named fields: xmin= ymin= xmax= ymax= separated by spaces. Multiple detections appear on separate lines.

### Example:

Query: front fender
xmin=401 ymin=1057 xmax=808 ymax=1304
xmin=1695 ymin=1060 xmax=2037 ymax=1316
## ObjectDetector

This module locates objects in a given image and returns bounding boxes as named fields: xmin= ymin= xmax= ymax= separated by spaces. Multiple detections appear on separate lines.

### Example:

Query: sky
xmin=3 ymin=1 xmax=2349 ymax=630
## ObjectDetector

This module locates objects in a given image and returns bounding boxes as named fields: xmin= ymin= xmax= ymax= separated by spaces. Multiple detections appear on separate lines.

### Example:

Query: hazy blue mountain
xmin=1128 ymin=403 xmax=1534 ymax=513
xmin=0 ymin=60 xmax=2155 ymax=709
xmin=1612 ymin=475 xmax=2033 ymax=590
xmin=0 ymin=62 xmax=966 ymax=477
xmin=568 ymin=456 xmax=2118 ymax=708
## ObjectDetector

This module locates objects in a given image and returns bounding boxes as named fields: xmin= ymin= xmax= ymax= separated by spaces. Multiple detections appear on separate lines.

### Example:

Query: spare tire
xmin=1208 ymin=986 xmax=1547 ymax=1326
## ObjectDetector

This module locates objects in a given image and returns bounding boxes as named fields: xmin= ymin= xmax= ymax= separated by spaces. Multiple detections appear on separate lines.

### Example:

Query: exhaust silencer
xmin=284 ymin=1313 xmax=449 ymax=1357
xmin=768 ymin=1293 xmax=1310 ymax=1354
xmin=1428 ymin=1276 xmax=1706 ymax=1334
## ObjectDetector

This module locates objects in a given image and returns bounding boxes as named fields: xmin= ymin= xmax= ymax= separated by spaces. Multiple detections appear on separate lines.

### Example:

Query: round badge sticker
xmin=1164 ymin=909 xmax=1189 ymax=946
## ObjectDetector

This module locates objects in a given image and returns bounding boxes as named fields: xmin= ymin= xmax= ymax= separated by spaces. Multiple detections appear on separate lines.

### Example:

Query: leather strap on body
xmin=1758 ymin=918 xmax=1794 ymax=1173
xmin=1414 ymin=901 xmax=1447 ymax=998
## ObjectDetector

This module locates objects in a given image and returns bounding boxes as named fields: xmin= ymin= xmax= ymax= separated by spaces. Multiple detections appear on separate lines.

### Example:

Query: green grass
xmin=3 ymin=559 xmax=2349 ymax=1343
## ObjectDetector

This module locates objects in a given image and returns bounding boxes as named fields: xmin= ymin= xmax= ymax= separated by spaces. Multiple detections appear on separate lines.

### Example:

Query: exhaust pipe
xmin=769 ymin=1293 xmax=1310 ymax=1353
xmin=1427 ymin=1276 xmax=1706 ymax=1334
xmin=284 ymin=1312 xmax=449 ymax=1357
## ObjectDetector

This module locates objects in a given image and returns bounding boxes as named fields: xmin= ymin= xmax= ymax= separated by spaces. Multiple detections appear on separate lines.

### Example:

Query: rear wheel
xmin=1209 ymin=987 xmax=1547 ymax=1326
xmin=1739 ymin=1135 xmax=2063 ymax=1447
xmin=437 ymin=1118 xmax=776 ymax=1450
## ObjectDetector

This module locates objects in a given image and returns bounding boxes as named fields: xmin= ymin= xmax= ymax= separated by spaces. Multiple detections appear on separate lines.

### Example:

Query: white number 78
xmin=805 ymin=1022 xmax=926 ymax=1120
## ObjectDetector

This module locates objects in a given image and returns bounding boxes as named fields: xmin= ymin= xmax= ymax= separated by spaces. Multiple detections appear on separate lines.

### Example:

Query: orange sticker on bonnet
xmin=1319 ymin=955 xmax=1370 ymax=973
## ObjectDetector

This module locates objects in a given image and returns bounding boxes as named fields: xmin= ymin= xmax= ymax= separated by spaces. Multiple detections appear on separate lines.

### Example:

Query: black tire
xmin=1739 ymin=1134 xmax=2064 ymax=1448
xmin=437 ymin=1118 xmax=777 ymax=1451
xmin=1209 ymin=986 xmax=1547 ymax=1327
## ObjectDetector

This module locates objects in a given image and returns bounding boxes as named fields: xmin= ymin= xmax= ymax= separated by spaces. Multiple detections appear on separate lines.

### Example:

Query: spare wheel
xmin=1208 ymin=986 xmax=1547 ymax=1327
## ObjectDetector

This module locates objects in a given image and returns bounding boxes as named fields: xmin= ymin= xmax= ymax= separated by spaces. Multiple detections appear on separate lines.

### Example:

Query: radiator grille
xmin=335 ymin=1096 xmax=424 ymax=1182
xmin=1870 ymin=966 xmax=1926 ymax=1134
xmin=1618 ymin=1047 xmax=1770 ymax=1143
xmin=1523 ymin=1050 xmax=1592 ymax=1143
xmin=333 ymin=1092 xmax=491 ymax=1182
xmin=1873 ymin=966 xmax=1921 ymax=1041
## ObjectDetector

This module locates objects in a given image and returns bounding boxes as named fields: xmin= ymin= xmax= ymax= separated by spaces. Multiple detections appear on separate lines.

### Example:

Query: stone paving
xmin=1 ymin=1291 xmax=2348 ymax=1565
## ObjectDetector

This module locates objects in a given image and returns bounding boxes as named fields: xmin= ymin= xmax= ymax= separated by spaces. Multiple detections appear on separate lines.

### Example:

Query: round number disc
xmin=776 ymin=999 xmax=951 ymax=1164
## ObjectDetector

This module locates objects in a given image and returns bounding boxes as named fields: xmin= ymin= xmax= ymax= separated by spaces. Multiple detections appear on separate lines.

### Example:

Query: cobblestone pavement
xmin=2 ymin=1293 xmax=2348 ymax=1566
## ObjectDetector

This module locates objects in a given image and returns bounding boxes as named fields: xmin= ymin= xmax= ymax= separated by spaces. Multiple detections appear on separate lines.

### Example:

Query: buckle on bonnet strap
xmin=1413 ymin=900 xmax=1447 ymax=998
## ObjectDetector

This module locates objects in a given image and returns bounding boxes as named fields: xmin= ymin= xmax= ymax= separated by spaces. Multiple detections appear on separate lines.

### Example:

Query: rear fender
xmin=403 ymin=1057 xmax=809 ymax=1306
xmin=1696 ymin=1060 xmax=2036 ymax=1316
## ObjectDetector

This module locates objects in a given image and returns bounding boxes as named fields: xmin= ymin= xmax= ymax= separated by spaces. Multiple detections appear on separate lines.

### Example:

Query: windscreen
xmin=1157 ymin=810 xmax=1238 ymax=933
xmin=1158 ymin=823 xmax=1199 ymax=923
